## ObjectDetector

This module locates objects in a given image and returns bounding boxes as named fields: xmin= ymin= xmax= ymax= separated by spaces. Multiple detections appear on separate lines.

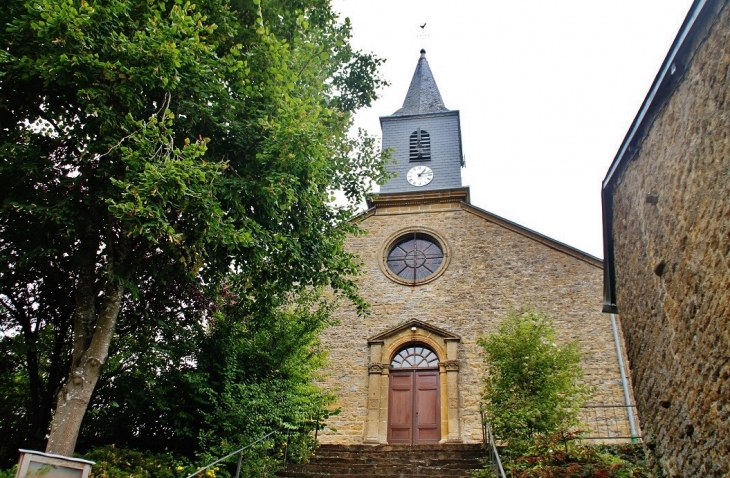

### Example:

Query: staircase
xmin=277 ymin=444 xmax=484 ymax=477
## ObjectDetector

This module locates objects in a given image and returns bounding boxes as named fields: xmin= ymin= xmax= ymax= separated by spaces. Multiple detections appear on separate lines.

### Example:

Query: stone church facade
xmin=318 ymin=51 xmax=633 ymax=445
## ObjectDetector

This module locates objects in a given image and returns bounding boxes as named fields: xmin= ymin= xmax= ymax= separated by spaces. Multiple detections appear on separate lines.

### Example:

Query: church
xmin=317 ymin=50 xmax=632 ymax=445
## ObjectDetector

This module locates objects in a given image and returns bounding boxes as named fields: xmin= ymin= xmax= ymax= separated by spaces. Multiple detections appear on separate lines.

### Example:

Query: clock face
xmin=407 ymin=165 xmax=434 ymax=187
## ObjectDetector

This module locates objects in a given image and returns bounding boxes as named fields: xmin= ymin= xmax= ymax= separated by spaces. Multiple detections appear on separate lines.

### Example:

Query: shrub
xmin=83 ymin=446 xmax=190 ymax=478
xmin=478 ymin=309 xmax=590 ymax=455
xmin=0 ymin=465 xmax=17 ymax=478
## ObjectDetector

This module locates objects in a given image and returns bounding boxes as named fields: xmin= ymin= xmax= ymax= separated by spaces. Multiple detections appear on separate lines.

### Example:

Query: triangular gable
xmin=460 ymin=202 xmax=603 ymax=269
xmin=352 ymin=189 xmax=602 ymax=269
xmin=368 ymin=318 xmax=460 ymax=344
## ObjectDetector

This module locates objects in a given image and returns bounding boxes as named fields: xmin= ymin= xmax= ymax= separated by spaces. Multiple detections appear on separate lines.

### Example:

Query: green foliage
xmin=478 ymin=309 xmax=590 ymax=454
xmin=83 ymin=446 xmax=190 ymax=478
xmin=593 ymin=443 xmax=648 ymax=469
xmin=1 ymin=0 xmax=389 ymax=462
xmin=0 ymin=226 xmax=74 ymax=459
xmin=0 ymin=465 xmax=17 ymax=478
xmin=79 ymin=434 xmax=318 ymax=478
xmin=191 ymin=287 xmax=339 ymax=465
xmin=474 ymin=431 xmax=649 ymax=478
xmin=75 ymin=287 xmax=335 ymax=475
xmin=474 ymin=310 xmax=643 ymax=477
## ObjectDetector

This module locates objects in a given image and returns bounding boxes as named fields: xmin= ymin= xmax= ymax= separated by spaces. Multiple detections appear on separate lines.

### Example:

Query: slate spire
xmin=393 ymin=49 xmax=449 ymax=116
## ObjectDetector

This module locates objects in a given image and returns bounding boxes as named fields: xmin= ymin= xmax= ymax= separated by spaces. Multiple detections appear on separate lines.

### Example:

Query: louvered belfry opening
xmin=409 ymin=128 xmax=431 ymax=161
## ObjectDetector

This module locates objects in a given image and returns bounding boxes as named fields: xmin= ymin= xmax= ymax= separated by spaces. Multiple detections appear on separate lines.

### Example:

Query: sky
xmin=332 ymin=0 xmax=695 ymax=258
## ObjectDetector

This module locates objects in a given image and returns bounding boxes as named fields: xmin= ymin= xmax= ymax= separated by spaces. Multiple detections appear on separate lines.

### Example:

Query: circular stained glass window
xmin=391 ymin=346 xmax=439 ymax=368
xmin=386 ymin=233 xmax=444 ymax=283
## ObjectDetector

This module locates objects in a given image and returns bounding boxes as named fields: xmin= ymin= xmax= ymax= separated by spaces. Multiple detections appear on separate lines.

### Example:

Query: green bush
xmin=0 ymin=465 xmax=17 ymax=478
xmin=478 ymin=309 xmax=590 ymax=455
xmin=82 ymin=446 xmax=190 ymax=478
xmin=476 ymin=309 xmax=649 ymax=477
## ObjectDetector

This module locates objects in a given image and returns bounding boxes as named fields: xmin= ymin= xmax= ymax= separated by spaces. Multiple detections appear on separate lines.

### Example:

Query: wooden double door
xmin=387 ymin=369 xmax=441 ymax=444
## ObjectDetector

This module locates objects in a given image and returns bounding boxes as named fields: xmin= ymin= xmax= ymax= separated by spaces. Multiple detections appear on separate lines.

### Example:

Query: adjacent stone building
xmin=601 ymin=0 xmax=730 ymax=476
xmin=317 ymin=50 xmax=635 ymax=446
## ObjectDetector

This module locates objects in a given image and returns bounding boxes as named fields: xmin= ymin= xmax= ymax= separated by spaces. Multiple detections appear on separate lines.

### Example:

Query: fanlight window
xmin=391 ymin=346 xmax=439 ymax=368
xmin=409 ymin=128 xmax=431 ymax=161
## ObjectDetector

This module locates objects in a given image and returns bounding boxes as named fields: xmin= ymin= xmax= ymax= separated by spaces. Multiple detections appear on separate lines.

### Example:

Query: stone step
xmin=279 ymin=473 xmax=474 ymax=478
xmin=282 ymin=464 xmax=479 ymax=473
xmin=310 ymin=445 xmax=482 ymax=458
xmin=312 ymin=444 xmax=482 ymax=453
xmin=279 ymin=470 xmax=478 ymax=478
xmin=297 ymin=458 xmax=480 ymax=467
xmin=305 ymin=454 xmax=483 ymax=463
xmin=276 ymin=444 xmax=484 ymax=478
xmin=276 ymin=471 xmax=471 ymax=478
xmin=287 ymin=458 xmax=483 ymax=467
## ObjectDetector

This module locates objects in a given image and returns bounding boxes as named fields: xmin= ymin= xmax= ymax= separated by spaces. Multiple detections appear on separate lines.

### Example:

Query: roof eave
xmin=600 ymin=0 xmax=723 ymax=313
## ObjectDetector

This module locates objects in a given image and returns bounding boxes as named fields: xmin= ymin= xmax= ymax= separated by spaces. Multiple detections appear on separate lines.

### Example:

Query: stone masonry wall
xmin=610 ymin=5 xmax=730 ymax=477
xmin=318 ymin=201 xmax=630 ymax=444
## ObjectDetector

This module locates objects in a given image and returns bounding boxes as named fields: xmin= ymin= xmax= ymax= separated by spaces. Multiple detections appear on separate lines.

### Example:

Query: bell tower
xmin=379 ymin=50 xmax=464 ymax=194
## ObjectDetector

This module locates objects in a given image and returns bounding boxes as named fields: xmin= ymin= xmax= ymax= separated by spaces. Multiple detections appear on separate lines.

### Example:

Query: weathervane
xmin=417 ymin=22 xmax=429 ymax=47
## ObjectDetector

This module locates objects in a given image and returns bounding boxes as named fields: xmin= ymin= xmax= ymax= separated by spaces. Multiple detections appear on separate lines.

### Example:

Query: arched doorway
xmin=387 ymin=345 xmax=441 ymax=444
xmin=365 ymin=319 xmax=461 ymax=444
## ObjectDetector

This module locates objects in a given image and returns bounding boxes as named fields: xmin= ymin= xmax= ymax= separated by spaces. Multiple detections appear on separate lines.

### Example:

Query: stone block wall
xmin=318 ymin=200 xmax=630 ymax=445
xmin=609 ymin=4 xmax=730 ymax=476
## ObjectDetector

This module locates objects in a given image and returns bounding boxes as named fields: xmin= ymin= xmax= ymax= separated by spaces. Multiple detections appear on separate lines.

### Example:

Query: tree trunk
xmin=45 ymin=280 xmax=125 ymax=455
xmin=46 ymin=227 xmax=128 ymax=456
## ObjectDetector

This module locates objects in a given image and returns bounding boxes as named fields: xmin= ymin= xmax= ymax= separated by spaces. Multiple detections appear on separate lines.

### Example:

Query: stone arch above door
xmin=364 ymin=319 xmax=461 ymax=444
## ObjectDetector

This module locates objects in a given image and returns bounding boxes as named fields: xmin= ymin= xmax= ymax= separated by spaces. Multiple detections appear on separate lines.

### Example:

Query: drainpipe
xmin=610 ymin=313 xmax=638 ymax=441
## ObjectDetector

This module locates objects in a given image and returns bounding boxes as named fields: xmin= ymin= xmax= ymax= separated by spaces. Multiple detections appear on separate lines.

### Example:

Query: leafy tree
xmin=0 ymin=0 xmax=388 ymax=457
xmin=0 ymin=220 xmax=75 ymax=460
xmin=76 ymin=287 xmax=336 ymax=470
xmin=478 ymin=309 xmax=590 ymax=455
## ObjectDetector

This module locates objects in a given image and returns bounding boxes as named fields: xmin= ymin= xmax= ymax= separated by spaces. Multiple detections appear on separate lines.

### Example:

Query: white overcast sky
xmin=332 ymin=0 xmax=694 ymax=258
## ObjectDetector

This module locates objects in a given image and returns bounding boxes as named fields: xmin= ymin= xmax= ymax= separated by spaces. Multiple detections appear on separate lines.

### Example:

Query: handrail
xmin=484 ymin=421 xmax=508 ymax=478
xmin=480 ymin=404 xmax=507 ymax=478
xmin=184 ymin=431 xmax=278 ymax=478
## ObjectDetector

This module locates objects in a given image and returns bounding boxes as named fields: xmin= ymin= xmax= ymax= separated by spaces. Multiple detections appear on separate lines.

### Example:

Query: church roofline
xmin=379 ymin=109 xmax=459 ymax=126
xmin=350 ymin=206 xmax=376 ymax=224
xmin=601 ymin=0 xmax=716 ymax=190
xmin=354 ymin=190 xmax=602 ymax=269
xmin=600 ymin=0 xmax=722 ymax=313
xmin=460 ymin=202 xmax=603 ymax=269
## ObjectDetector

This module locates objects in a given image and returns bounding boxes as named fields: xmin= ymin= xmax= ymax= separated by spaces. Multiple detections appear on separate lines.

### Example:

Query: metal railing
xmin=185 ymin=431 xmax=284 ymax=478
xmin=480 ymin=406 xmax=508 ymax=478
xmin=579 ymin=404 xmax=642 ymax=442
xmin=478 ymin=402 xmax=641 ymax=476
xmin=182 ymin=413 xmax=327 ymax=478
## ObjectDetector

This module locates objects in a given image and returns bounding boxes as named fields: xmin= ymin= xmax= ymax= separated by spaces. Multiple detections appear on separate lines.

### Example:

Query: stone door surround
xmin=364 ymin=318 xmax=461 ymax=443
